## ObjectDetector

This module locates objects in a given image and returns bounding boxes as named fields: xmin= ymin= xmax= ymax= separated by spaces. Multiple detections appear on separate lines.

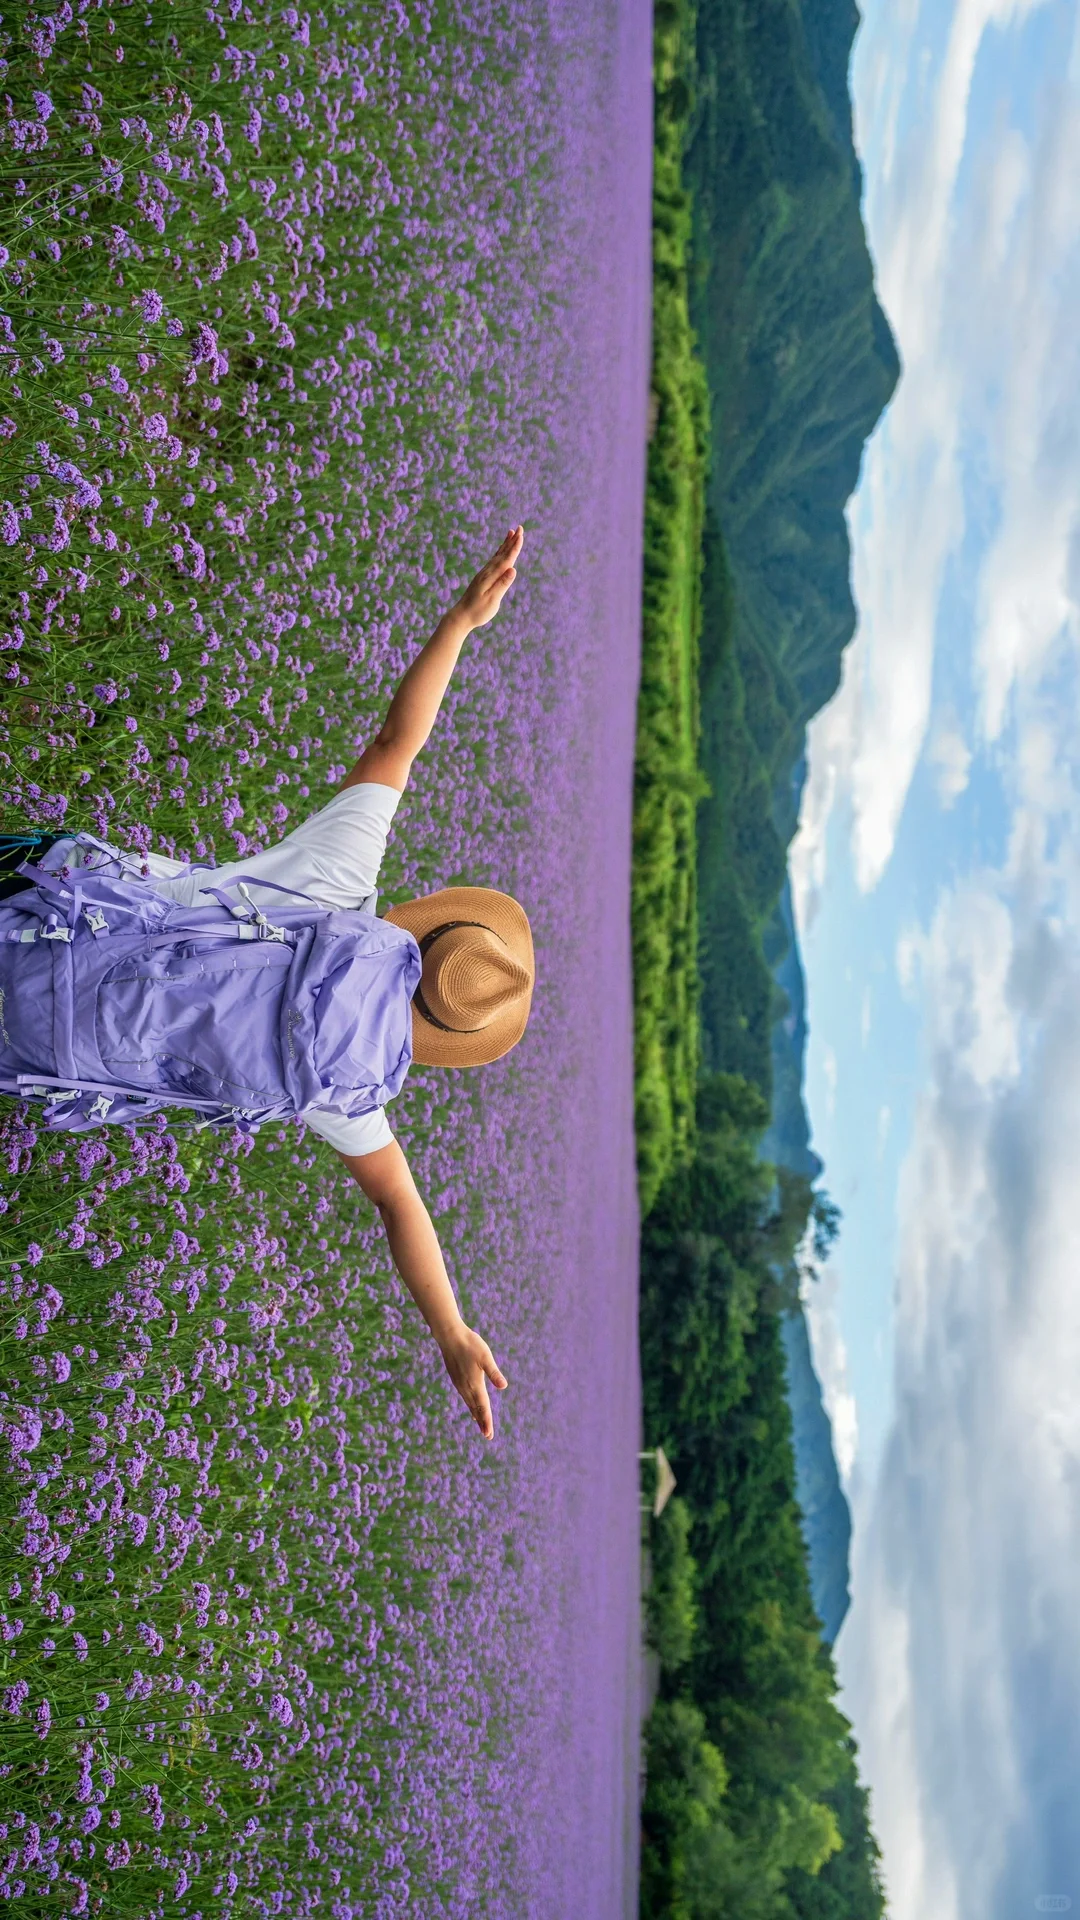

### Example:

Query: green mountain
xmin=764 ymin=871 xmax=853 ymax=1645
xmin=686 ymin=0 xmax=900 ymax=1641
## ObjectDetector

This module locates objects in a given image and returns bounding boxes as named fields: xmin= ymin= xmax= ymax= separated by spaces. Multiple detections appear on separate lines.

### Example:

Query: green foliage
xmin=685 ymin=0 xmax=901 ymax=1105
xmin=697 ymin=1068 xmax=770 ymax=1139
xmin=642 ymin=1721 xmax=845 ymax=1920
xmin=633 ymin=0 xmax=893 ymax=1910
xmin=694 ymin=505 xmax=780 ymax=1096
xmin=632 ymin=0 xmax=710 ymax=1220
xmin=638 ymin=1107 xmax=886 ymax=1920
xmin=640 ymin=1697 xmax=733 ymax=1919
xmin=686 ymin=0 xmax=900 ymax=734
xmin=645 ymin=1496 xmax=700 ymax=1672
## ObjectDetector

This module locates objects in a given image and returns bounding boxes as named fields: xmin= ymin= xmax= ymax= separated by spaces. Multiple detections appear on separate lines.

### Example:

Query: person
xmin=4 ymin=526 xmax=529 ymax=1443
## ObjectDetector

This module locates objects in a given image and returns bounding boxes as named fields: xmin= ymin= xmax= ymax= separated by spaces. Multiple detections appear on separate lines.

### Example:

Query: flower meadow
xmin=0 ymin=0 xmax=652 ymax=1914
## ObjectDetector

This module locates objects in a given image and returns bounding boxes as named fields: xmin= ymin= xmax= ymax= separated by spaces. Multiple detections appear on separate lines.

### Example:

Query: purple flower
xmin=1 ymin=503 xmax=20 ymax=545
xmin=190 ymin=322 xmax=219 ymax=365
xmin=269 ymin=1691 xmax=293 ymax=1727
xmin=0 ymin=10 xmax=657 ymax=1904
xmin=47 ymin=510 xmax=70 ymax=554
xmin=6 ymin=1412 xmax=41 ymax=1454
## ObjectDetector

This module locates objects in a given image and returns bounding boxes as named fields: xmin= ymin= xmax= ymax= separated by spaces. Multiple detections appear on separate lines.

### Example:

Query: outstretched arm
xmin=336 ymin=1137 xmax=508 ymax=1441
xmin=337 ymin=526 xmax=524 ymax=796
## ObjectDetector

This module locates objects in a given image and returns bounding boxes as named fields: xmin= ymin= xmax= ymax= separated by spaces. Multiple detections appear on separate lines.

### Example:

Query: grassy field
xmin=631 ymin=0 xmax=711 ymax=1223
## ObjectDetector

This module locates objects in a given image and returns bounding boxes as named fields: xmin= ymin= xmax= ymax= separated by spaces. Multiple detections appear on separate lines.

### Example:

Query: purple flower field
xmin=0 ymin=0 xmax=652 ymax=1913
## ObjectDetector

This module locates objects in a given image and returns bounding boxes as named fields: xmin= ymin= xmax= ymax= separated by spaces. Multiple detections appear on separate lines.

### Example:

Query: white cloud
xmin=927 ymin=723 xmax=972 ymax=807
xmin=966 ymin=70 xmax=1080 ymax=741
xmin=861 ymin=985 xmax=872 ymax=1046
xmin=836 ymin=1517 xmax=962 ymax=1920
xmin=802 ymin=1261 xmax=860 ymax=1488
xmin=896 ymin=922 xmax=922 ymax=996
xmin=838 ymin=858 xmax=1080 ymax=1920
xmin=822 ymin=1043 xmax=838 ymax=1119
xmin=921 ymin=884 xmax=1020 ymax=1090
xmin=822 ymin=11 xmax=1080 ymax=1920
xmin=877 ymin=1102 xmax=892 ymax=1158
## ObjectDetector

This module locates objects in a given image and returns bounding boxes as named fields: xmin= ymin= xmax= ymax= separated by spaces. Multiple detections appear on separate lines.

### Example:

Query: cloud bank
xmin=839 ymin=829 xmax=1080 ymax=1920
xmin=799 ymin=4 xmax=1080 ymax=1917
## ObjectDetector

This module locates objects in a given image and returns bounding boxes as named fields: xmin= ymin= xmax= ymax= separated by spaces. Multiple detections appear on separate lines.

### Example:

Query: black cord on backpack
xmin=0 ymin=832 xmax=67 ymax=901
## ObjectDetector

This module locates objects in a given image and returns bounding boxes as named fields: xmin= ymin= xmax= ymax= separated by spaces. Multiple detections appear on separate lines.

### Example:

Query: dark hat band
xmin=413 ymin=920 xmax=509 ymax=1035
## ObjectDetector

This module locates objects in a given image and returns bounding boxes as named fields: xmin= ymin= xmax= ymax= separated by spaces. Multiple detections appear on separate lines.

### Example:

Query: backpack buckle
xmin=84 ymin=908 xmax=109 ymax=935
xmin=235 ymin=880 xmax=287 ymax=942
xmin=41 ymin=924 xmax=72 ymax=942
xmin=236 ymin=918 xmax=285 ymax=942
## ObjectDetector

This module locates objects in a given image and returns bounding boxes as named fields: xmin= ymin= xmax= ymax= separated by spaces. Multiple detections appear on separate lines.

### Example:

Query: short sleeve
xmin=252 ymin=782 xmax=402 ymax=909
xmin=303 ymin=1103 xmax=395 ymax=1156
xmin=112 ymin=780 xmax=404 ymax=917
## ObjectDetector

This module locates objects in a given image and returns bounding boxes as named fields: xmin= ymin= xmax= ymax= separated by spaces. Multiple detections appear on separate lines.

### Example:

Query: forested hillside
xmin=687 ymin=0 xmax=900 ymax=1094
xmin=640 ymin=1073 xmax=885 ymax=1919
xmin=684 ymin=0 xmax=899 ymax=1663
xmin=635 ymin=0 xmax=898 ymax=1912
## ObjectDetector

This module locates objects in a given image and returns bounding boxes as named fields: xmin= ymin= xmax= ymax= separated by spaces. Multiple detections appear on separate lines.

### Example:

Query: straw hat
xmin=382 ymin=886 xmax=535 ymax=1068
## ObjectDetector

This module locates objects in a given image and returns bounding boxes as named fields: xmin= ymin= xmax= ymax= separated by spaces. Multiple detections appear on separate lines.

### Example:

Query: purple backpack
xmin=0 ymin=830 xmax=422 ymax=1136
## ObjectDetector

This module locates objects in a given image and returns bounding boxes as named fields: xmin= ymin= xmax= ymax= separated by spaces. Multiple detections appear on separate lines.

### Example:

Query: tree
xmin=646 ymin=1496 xmax=701 ymax=1672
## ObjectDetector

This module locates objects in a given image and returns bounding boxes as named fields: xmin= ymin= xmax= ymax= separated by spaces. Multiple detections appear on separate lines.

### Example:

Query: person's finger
xmin=482 ymin=1352 xmax=508 ymax=1389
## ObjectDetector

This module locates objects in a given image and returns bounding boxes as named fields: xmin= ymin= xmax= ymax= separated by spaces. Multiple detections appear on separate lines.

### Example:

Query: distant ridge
xmin=764 ymin=871 xmax=851 ymax=1643
xmin=687 ymin=0 xmax=900 ymax=1639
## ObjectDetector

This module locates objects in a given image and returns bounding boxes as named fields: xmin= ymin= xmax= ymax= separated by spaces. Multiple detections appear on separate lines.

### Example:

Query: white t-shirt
xmin=48 ymin=783 xmax=404 ymax=1158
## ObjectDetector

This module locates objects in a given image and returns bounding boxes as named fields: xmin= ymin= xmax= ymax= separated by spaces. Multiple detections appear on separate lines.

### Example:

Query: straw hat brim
xmin=382 ymin=886 xmax=534 ymax=1068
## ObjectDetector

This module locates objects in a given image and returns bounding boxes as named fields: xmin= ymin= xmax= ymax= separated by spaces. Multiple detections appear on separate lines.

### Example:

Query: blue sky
xmin=790 ymin=2 xmax=1080 ymax=1914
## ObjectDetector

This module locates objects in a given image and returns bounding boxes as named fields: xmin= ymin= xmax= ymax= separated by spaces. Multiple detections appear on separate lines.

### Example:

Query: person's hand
xmin=437 ymin=1321 xmax=508 ymax=1440
xmin=455 ymin=525 xmax=524 ymax=630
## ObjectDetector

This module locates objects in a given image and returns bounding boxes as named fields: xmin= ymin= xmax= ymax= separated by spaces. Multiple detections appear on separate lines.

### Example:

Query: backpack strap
xmin=12 ymin=1069 xmax=273 ymax=1133
xmin=0 ymin=862 xmax=87 ymax=941
xmin=0 ymin=861 xmax=149 ymax=943
xmin=200 ymin=872 xmax=325 ymax=909
xmin=198 ymin=874 xmax=327 ymax=942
